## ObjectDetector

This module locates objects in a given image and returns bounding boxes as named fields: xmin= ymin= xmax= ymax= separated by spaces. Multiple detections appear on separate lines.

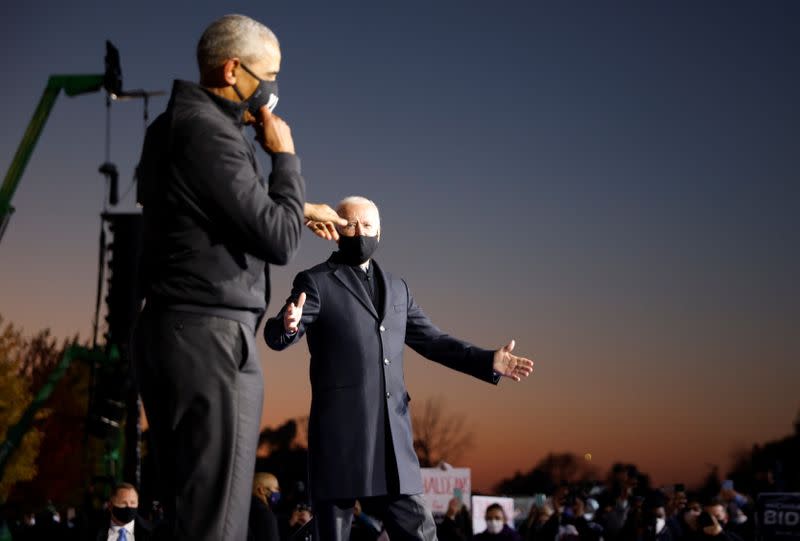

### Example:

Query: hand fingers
xmin=296 ymin=292 xmax=307 ymax=309
xmin=306 ymin=221 xmax=340 ymax=241
xmin=504 ymin=339 xmax=515 ymax=353
xmin=322 ymin=222 xmax=339 ymax=240
xmin=306 ymin=222 xmax=330 ymax=240
xmin=514 ymin=356 xmax=534 ymax=369
xmin=257 ymin=104 xmax=273 ymax=124
xmin=510 ymin=355 xmax=534 ymax=378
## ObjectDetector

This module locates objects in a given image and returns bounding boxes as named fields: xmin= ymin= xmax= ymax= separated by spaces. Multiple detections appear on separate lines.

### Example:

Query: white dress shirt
xmin=107 ymin=519 xmax=135 ymax=541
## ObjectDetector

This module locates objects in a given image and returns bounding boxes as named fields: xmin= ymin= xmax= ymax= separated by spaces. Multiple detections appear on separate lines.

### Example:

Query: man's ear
xmin=222 ymin=58 xmax=240 ymax=86
xmin=200 ymin=58 xmax=239 ymax=88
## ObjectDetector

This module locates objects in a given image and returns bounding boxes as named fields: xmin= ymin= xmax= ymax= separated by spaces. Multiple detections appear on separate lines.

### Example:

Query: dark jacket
xmin=136 ymin=79 xmax=305 ymax=316
xmin=247 ymin=496 xmax=280 ymax=541
xmin=93 ymin=515 xmax=153 ymax=541
xmin=264 ymin=256 xmax=499 ymax=500
xmin=474 ymin=524 xmax=523 ymax=541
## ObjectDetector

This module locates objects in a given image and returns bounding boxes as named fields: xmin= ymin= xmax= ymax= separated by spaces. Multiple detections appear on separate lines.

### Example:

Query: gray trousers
xmin=132 ymin=308 xmax=263 ymax=541
xmin=314 ymin=494 xmax=437 ymax=541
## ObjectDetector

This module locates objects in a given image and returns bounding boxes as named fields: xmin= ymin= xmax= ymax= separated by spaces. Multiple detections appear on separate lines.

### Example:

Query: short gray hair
xmin=197 ymin=14 xmax=279 ymax=74
xmin=336 ymin=196 xmax=379 ymax=215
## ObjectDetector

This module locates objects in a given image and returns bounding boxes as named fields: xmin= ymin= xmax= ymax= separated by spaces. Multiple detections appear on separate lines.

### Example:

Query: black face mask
xmin=111 ymin=506 xmax=137 ymax=524
xmin=234 ymin=63 xmax=279 ymax=115
xmin=337 ymin=235 xmax=379 ymax=266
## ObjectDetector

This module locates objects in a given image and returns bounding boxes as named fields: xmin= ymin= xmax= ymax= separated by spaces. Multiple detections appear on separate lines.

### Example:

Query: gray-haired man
xmin=265 ymin=196 xmax=534 ymax=540
xmin=133 ymin=14 xmax=344 ymax=541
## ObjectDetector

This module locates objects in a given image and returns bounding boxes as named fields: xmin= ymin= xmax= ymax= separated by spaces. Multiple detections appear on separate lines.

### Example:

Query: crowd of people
xmin=438 ymin=465 xmax=776 ymax=541
xmin=0 ymin=463 xmax=789 ymax=541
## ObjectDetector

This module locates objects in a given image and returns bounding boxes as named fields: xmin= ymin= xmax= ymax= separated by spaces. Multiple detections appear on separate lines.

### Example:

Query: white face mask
xmin=655 ymin=518 xmax=666 ymax=534
xmin=486 ymin=519 xmax=504 ymax=534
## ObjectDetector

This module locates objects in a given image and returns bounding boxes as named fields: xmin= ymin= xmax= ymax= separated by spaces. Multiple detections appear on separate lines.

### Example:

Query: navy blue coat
xmin=264 ymin=256 xmax=499 ymax=500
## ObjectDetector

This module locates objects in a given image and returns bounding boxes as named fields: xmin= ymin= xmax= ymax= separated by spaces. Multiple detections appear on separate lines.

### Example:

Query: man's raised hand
xmin=284 ymin=292 xmax=306 ymax=334
xmin=304 ymin=203 xmax=348 ymax=241
xmin=492 ymin=339 xmax=534 ymax=382
xmin=255 ymin=106 xmax=295 ymax=155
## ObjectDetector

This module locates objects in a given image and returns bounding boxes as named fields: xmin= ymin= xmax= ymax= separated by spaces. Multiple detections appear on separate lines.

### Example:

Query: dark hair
xmin=111 ymin=482 xmax=137 ymax=498
xmin=486 ymin=503 xmax=505 ymax=518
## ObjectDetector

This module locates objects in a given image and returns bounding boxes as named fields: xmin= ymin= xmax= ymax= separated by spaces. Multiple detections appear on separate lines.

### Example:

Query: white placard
xmin=420 ymin=467 xmax=472 ymax=514
xmin=471 ymin=495 xmax=515 ymax=535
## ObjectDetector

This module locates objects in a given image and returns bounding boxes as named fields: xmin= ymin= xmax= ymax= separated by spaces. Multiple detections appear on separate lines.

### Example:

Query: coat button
xmin=384 ymin=358 xmax=390 ymax=365
xmin=386 ymin=392 xmax=391 ymax=399
xmin=379 ymin=325 xmax=386 ymax=332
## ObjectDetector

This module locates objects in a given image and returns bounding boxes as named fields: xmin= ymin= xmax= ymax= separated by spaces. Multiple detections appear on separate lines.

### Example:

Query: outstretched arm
xmin=404 ymin=280 xmax=533 ymax=384
xmin=263 ymin=272 xmax=320 ymax=350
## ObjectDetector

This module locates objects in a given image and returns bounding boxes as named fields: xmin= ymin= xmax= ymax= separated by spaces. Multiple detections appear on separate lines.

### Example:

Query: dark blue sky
xmin=1 ymin=1 xmax=798 ymax=490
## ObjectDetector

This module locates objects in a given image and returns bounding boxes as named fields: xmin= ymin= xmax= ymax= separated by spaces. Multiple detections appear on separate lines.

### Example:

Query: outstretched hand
xmin=492 ymin=339 xmax=534 ymax=381
xmin=284 ymin=292 xmax=306 ymax=334
xmin=304 ymin=203 xmax=348 ymax=241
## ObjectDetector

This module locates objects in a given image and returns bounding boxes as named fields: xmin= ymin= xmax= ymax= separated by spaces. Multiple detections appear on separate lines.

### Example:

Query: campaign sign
xmin=421 ymin=467 xmax=472 ymax=514
xmin=756 ymin=493 xmax=800 ymax=541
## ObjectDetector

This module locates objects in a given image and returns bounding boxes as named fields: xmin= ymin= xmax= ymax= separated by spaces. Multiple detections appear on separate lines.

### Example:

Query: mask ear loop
xmin=240 ymin=63 xmax=263 ymax=81
xmin=232 ymin=84 xmax=247 ymax=101
xmin=230 ymin=62 xmax=250 ymax=101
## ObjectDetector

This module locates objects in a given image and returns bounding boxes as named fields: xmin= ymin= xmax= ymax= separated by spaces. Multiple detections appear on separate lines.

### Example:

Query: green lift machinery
xmin=0 ymin=42 xmax=149 ymax=501
xmin=0 ymin=42 xmax=122 ymax=243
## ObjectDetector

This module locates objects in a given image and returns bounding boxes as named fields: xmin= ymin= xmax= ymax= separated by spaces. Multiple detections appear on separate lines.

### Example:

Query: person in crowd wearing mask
xmin=697 ymin=498 xmax=743 ymax=541
xmin=132 ymin=13 xmax=345 ymax=541
xmin=264 ymin=196 xmax=535 ymax=540
xmin=94 ymin=483 xmax=152 ymax=541
xmin=286 ymin=503 xmax=314 ymax=540
xmin=248 ymin=473 xmax=281 ymax=541
xmin=665 ymin=485 xmax=688 ymax=541
xmin=572 ymin=496 xmax=604 ymax=541
xmin=437 ymin=497 xmax=472 ymax=541
xmin=520 ymin=498 xmax=556 ymax=541
xmin=599 ymin=485 xmax=631 ymax=541
xmin=474 ymin=503 xmax=522 ymax=541
xmin=724 ymin=503 xmax=752 ymax=541
xmin=639 ymin=493 xmax=672 ymax=541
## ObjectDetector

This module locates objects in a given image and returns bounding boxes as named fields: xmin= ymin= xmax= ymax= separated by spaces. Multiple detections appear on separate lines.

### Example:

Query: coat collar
xmin=327 ymin=255 xmax=390 ymax=322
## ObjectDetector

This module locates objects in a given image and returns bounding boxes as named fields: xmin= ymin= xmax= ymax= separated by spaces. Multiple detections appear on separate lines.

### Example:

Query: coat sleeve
xmin=182 ymin=119 xmax=306 ymax=265
xmin=264 ymin=271 xmax=320 ymax=350
xmin=402 ymin=279 xmax=499 ymax=384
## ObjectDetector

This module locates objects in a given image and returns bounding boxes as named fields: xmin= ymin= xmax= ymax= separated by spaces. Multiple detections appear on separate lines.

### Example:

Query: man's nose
xmin=355 ymin=223 xmax=364 ymax=235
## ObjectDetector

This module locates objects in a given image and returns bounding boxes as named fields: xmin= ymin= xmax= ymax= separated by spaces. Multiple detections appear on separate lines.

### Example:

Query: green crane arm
xmin=0 ymin=74 xmax=105 ymax=242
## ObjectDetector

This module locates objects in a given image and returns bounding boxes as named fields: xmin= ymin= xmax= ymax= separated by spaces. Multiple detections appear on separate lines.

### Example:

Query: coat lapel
xmin=331 ymin=261 xmax=379 ymax=320
xmin=373 ymin=259 xmax=392 ymax=324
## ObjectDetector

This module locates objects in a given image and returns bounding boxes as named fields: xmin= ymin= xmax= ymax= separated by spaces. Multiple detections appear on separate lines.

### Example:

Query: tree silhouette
xmin=255 ymin=418 xmax=310 ymax=505
xmin=495 ymin=452 xmax=601 ymax=495
xmin=0 ymin=316 xmax=45 ymax=502
xmin=0 ymin=314 xmax=87 ymax=507
xmin=727 ymin=410 xmax=800 ymax=494
xmin=412 ymin=397 xmax=474 ymax=467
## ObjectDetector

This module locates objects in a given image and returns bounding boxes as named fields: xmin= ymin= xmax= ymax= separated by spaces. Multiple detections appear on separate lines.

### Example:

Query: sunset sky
xmin=1 ymin=1 xmax=798 ymax=493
